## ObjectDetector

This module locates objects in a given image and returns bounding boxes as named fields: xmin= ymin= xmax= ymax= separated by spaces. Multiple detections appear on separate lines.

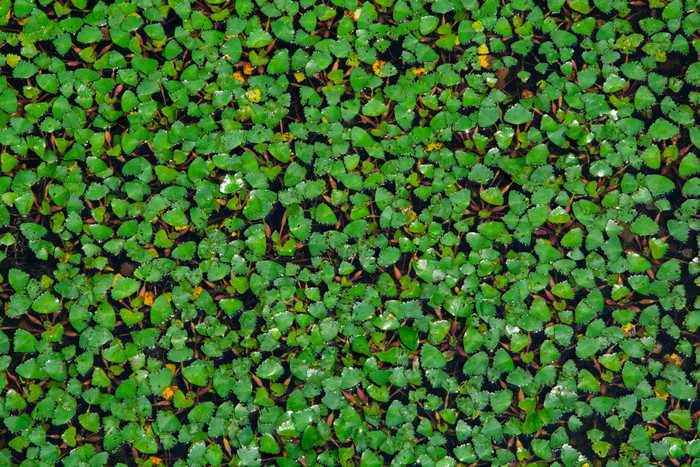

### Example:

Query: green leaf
xmin=399 ymin=326 xmax=419 ymax=351
xmin=641 ymin=397 xmax=666 ymax=421
xmin=362 ymin=97 xmax=388 ymax=117
xmin=133 ymin=434 xmax=158 ymax=454
xmin=157 ymin=411 xmax=182 ymax=432
xmin=247 ymin=29 xmax=273 ymax=47
xmin=14 ymin=329 xmax=38 ymax=353
xmin=13 ymin=60 xmax=38 ymax=79
xmin=77 ymin=25 xmax=103 ymax=43
xmin=551 ymin=281 xmax=574 ymax=299
xmin=569 ymin=0 xmax=590 ymax=13
xmin=686 ymin=62 xmax=700 ymax=86
xmin=648 ymin=118 xmax=678 ymax=140
xmin=667 ymin=379 xmax=697 ymax=399
xmin=78 ymin=413 xmax=100 ymax=432
xmin=8 ymin=268 xmax=30 ymax=292
xmin=657 ymin=259 xmax=681 ymax=281
xmin=267 ymin=50 xmax=290 ymax=74
xmin=503 ymin=103 xmax=532 ymax=124
xmin=575 ymin=336 xmax=600 ymax=359
xmin=629 ymin=425 xmax=651 ymax=453
xmin=32 ymin=292 xmax=61 ymax=314
xmin=182 ymin=361 xmax=211 ymax=386
xmin=490 ymin=390 xmax=512 ymax=414
xmin=645 ymin=174 xmax=675 ymax=196
xmin=0 ymin=91 xmax=18 ymax=114
xmin=343 ymin=219 xmax=367 ymax=237
xmin=150 ymin=295 xmax=173 ymax=325
xmin=635 ymin=86 xmax=656 ymax=110
xmin=314 ymin=204 xmax=338 ymax=225
xmin=377 ymin=247 xmax=401 ymax=267
xmin=679 ymin=154 xmax=700 ymax=176
xmin=478 ymin=106 xmax=501 ymax=127
xmin=112 ymin=276 xmax=140 ymax=300
xmin=260 ymin=433 xmax=281 ymax=454
xmin=622 ymin=362 xmax=646 ymax=388
xmin=603 ymin=74 xmax=627 ymax=93
xmin=668 ymin=410 xmax=692 ymax=430
xmin=421 ymin=344 xmax=446 ymax=369
xmin=561 ymin=228 xmax=583 ymax=248
xmin=548 ymin=206 xmax=571 ymax=223
xmin=351 ymin=126 xmax=374 ymax=147
xmin=257 ymin=357 xmax=284 ymax=380
xmin=630 ymin=215 xmax=659 ymax=235
xmin=463 ymin=351 xmax=488 ymax=375
xmin=480 ymin=187 xmax=504 ymax=205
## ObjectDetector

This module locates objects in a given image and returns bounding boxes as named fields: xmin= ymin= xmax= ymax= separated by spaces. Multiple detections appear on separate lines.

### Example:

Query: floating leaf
xmin=503 ymin=103 xmax=532 ymax=124
xmin=32 ymin=292 xmax=61 ymax=314
xmin=112 ymin=276 xmax=140 ymax=300
xmin=648 ymin=118 xmax=678 ymax=140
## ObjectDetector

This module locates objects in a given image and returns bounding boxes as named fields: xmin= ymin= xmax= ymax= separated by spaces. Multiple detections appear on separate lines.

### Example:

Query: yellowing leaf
xmin=621 ymin=323 xmax=634 ymax=336
xmin=6 ymin=55 xmax=21 ymax=68
xmin=243 ymin=63 xmax=254 ymax=75
xmin=479 ymin=55 xmax=491 ymax=68
xmin=149 ymin=457 xmax=164 ymax=466
xmin=654 ymin=387 xmax=668 ymax=400
xmin=144 ymin=292 xmax=154 ymax=306
xmin=373 ymin=60 xmax=387 ymax=77
xmin=191 ymin=286 xmax=203 ymax=299
xmin=246 ymin=88 xmax=261 ymax=103
xmin=161 ymin=386 xmax=176 ymax=400
xmin=477 ymin=44 xmax=489 ymax=55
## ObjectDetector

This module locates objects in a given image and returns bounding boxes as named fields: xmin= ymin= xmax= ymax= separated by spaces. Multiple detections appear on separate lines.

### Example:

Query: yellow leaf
xmin=161 ymin=385 xmax=176 ymax=400
xmin=191 ymin=286 xmax=203 ymax=299
xmin=477 ymin=44 xmax=489 ymax=55
xmin=6 ymin=54 xmax=21 ymax=68
xmin=165 ymin=363 xmax=177 ymax=376
xmin=144 ymin=292 xmax=154 ymax=306
xmin=373 ymin=60 xmax=387 ymax=77
xmin=149 ymin=457 xmax=164 ymax=466
xmin=246 ymin=88 xmax=261 ymax=103
xmin=654 ymin=387 xmax=668 ymax=400
xmin=621 ymin=323 xmax=634 ymax=336
xmin=478 ymin=55 xmax=491 ymax=68
xmin=243 ymin=63 xmax=254 ymax=75
xmin=345 ymin=55 xmax=360 ymax=67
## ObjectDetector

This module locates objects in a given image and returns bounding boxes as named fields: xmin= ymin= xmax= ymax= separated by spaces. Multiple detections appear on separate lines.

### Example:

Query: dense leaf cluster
xmin=2 ymin=0 xmax=700 ymax=465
